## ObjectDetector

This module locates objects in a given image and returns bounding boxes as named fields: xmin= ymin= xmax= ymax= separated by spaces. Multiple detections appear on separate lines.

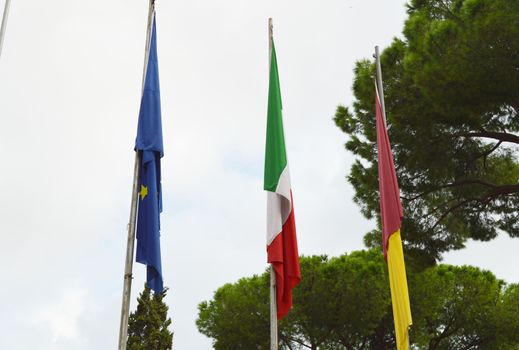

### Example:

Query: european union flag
xmin=135 ymin=15 xmax=164 ymax=294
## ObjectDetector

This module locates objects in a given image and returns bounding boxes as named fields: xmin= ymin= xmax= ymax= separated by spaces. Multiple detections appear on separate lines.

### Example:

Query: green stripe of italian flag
xmin=264 ymin=41 xmax=301 ymax=320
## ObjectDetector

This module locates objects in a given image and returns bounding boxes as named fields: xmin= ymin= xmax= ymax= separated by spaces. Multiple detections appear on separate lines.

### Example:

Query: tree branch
xmin=337 ymin=335 xmax=355 ymax=350
xmin=281 ymin=338 xmax=295 ymax=350
xmin=431 ymin=184 xmax=519 ymax=229
xmin=408 ymin=179 xmax=498 ymax=202
xmin=478 ymin=140 xmax=502 ymax=160
xmin=282 ymin=335 xmax=312 ymax=349
xmin=510 ymin=101 xmax=519 ymax=115
xmin=458 ymin=336 xmax=484 ymax=350
xmin=463 ymin=130 xmax=519 ymax=144
xmin=429 ymin=313 xmax=460 ymax=350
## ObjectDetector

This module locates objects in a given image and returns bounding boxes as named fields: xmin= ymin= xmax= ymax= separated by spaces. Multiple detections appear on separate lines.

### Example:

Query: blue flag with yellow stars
xmin=135 ymin=15 xmax=164 ymax=294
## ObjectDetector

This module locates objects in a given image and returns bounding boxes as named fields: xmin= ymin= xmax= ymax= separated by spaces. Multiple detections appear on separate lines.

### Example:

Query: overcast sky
xmin=1 ymin=0 xmax=518 ymax=349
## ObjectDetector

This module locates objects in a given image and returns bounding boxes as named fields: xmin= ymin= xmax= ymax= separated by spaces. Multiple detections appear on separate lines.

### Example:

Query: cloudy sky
xmin=1 ymin=0 xmax=518 ymax=349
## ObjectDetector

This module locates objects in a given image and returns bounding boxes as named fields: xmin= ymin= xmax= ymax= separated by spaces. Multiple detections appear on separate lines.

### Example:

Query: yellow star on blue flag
xmin=139 ymin=185 xmax=148 ymax=201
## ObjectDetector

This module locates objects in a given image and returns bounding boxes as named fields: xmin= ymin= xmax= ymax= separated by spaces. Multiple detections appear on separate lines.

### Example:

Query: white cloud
xmin=35 ymin=287 xmax=87 ymax=344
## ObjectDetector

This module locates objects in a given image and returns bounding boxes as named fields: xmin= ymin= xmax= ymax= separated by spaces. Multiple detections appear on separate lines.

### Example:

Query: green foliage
xmin=281 ymin=252 xmax=392 ymax=349
xmin=335 ymin=0 xmax=519 ymax=261
xmin=496 ymin=284 xmax=519 ymax=348
xmin=411 ymin=265 xmax=506 ymax=349
xmin=281 ymin=255 xmax=333 ymax=349
xmin=196 ymin=252 xmax=519 ymax=349
xmin=319 ymin=251 xmax=391 ymax=349
xmin=127 ymin=285 xmax=173 ymax=350
xmin=196 ymin=273 xmax=270 ymax=350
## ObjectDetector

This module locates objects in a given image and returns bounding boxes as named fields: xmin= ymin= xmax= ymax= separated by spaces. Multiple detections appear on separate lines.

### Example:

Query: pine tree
xmin=334 ymin=0 xmax=519 ymax=261
xmin=127 ymin=285 xmax=173 ymax=350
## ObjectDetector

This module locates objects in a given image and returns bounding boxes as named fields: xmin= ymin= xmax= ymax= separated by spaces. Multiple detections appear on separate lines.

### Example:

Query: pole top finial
xmin=269 ymin=18 xmax=273 ymax=41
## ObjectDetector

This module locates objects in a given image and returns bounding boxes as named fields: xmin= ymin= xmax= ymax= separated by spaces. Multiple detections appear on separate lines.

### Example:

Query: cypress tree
xmin=127 ymin=285 xmax=173 ymax=350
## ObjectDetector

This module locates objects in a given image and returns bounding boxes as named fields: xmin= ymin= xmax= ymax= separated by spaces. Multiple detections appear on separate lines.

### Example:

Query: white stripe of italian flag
xmin=264 ymin=41 xmax=301 ymax=320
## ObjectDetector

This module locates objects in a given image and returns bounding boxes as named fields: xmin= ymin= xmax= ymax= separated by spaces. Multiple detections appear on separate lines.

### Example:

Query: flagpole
xmin=374 ymin=46 xmax=386 ymax=121
xmin=270 ymin=265 xmax=278 ymax=350
xmin=117 ymin=1 xmax=155 ymax=349
xmin=268 ymin=17 xmax=279 ymax=350
xmin=0 ymin=0 xmax=12 ymax=59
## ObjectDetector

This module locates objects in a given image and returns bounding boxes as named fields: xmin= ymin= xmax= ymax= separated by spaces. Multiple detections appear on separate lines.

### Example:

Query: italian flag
xmin=264 ymin=41 xmax=301 ymax=320
xmin=376 ymin=89 xmax=412 ymax=350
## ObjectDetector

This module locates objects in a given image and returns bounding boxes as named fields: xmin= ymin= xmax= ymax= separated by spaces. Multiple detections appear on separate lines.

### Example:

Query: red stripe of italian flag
xmin=376 ymin=90 xmax=412 ymax=350
xmin=264 ymin=41 xmax=301 ymax=320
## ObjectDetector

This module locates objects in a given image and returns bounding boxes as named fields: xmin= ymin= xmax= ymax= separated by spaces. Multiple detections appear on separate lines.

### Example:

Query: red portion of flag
xmin=267 ymin=194 xmax=301 ymax=320
xmin=376 ymin=93 xmax=404 ymax=259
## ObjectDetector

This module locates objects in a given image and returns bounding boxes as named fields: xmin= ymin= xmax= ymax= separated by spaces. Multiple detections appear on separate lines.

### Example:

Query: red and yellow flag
xmin=375 ymin=91 xmax=412 ymax=350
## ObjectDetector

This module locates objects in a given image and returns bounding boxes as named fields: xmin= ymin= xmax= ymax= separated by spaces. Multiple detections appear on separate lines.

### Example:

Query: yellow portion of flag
xmin=387 ymin=230 xmax=412 ymax=350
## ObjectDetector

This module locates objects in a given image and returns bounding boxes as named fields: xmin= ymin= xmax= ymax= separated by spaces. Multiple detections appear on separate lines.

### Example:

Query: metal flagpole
xmin=268 ymin=17 xmax=279 ymax=350
xmin=374 ymin=46 xmax=386 ymax=122
xmin=117 ymin=1 xmax=155 ymax=349
xmin=0 ymin=0 xmax=12 ymax=59
xmin=270 ymin=265 xmax=278 ymax=350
